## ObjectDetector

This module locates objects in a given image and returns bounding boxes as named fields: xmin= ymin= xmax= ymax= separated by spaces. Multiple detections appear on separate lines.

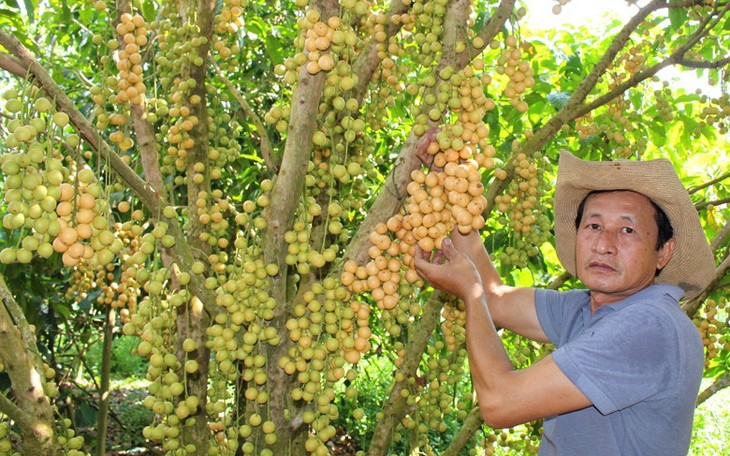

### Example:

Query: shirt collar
xmin=581 ymin=283 xmax=684 ymax=325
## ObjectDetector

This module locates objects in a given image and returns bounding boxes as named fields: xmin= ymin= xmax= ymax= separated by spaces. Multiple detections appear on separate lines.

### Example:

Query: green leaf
xmin=20 ymin=0 xmax=33 ymax=22
xmin=3 ymin=0 xmax=20 ymax=10
xmin=265 ymin=34 xmax=284 ymax=63
xmin=472 ymin=11 xmax=490 ymax=33
xmin=240 ymin=153 xmax=265 ymax=163
xmin=648 ymin=121 xmax=667 ymax=147
xmin=668 ymin=3 xmax=687 ymax=30
xmin=75 ymin=402 xmax=98 ymax=427
xmin=510 ymin=267 xmax=536 ymax=287
xmin=562 ymin=54 xmax=583 ymax=78
xmin=141 ymin=1 xmax=157 ymax=23
xmin=53 ymin=302 xmax=72 ymax=320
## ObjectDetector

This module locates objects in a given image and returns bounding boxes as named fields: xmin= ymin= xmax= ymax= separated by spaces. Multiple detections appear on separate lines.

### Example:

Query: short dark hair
xmin=574 ymin=190 xmax=674 ymax=251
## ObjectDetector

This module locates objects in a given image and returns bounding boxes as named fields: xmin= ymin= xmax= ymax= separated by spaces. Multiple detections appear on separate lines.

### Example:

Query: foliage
xmin=86 ymin=335 xmax=148 ymax=379
xmin=690 ymin=384 xmax=730 ymax=455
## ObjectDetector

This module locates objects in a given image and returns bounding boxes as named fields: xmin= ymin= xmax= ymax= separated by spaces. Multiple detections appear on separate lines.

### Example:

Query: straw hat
xmin=554 ymin=151 xmax=715 ymax=300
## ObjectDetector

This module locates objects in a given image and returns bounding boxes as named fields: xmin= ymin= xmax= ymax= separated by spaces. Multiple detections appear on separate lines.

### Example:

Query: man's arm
xmin=414 ymin=238 xmax=592 ymax=428
xmin=450 ymin=230 xmax=547 ymax=343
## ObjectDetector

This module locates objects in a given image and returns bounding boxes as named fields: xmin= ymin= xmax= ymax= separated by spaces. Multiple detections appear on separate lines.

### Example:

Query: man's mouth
xmin=588 ymin=261 xmax=617 ymax=272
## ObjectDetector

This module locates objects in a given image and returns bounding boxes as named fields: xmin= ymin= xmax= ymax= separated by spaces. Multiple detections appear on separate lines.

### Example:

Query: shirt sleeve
xmin=535 ymin=288 xmax=588 ymax=345
xmin=551 ymin=304 xmax=677 ymax=415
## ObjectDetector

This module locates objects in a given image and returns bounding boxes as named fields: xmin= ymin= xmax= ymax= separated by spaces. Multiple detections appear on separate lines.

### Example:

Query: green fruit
xmin=52 ymin=111 xmax=69 ymax=127
xmin=34 ymin=97 xmax=52 ymax=112
xmin=2 ymin=89 xmax=19 ymax=99
xmin=0 ymin=248 xmax=17 ymax=264
xmin=5 ymin=98 xmax=22 ymax=113
xmin=37 ymin=242 xmax=54 ymax=258
xmin=16 ymin=248 xmax=33 ymax=263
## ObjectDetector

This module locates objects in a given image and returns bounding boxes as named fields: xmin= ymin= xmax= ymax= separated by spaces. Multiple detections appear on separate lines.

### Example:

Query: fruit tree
xmin=0 ymin=0 xmax=728 ymax=455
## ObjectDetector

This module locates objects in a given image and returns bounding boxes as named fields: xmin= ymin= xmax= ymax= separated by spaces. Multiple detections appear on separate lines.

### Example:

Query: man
xmin=414 ymin=151 xmax=716 ymax=455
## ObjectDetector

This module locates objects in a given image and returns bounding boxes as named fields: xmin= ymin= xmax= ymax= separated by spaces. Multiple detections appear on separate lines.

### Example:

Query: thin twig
xmin=696 ymin=197 xmax=730 ymax=211
xmin=689 ymin=170 xmax=730 ymax=195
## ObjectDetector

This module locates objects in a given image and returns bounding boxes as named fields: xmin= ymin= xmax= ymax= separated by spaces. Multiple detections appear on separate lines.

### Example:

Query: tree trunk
xmin=95 ymin=306 xmax=115 ymax=456
xmin=0 ymin=274 xmax=57 ymax=454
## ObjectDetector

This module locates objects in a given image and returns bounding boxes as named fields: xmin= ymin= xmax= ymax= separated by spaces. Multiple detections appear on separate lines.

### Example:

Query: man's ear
xmin=657 ymin=237 xmax=676 ymax=270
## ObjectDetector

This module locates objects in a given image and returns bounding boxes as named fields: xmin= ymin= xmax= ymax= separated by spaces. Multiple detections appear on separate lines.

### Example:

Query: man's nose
xmin=592 ymin=230 xmax=617 ymax=254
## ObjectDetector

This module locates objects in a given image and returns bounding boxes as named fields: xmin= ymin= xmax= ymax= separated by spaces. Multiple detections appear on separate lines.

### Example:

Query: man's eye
xmin=623 ymin=227 xmax=635 ymax=234
xmin=587 ymin=223 xmax=600 ymax=230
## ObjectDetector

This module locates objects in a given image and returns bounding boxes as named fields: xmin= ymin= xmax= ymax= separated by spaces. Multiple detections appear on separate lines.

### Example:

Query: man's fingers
xmin=440 ymin=238 xmax=458 ymax=259
xmin=433 ymin=250 xmax=444 ymax=264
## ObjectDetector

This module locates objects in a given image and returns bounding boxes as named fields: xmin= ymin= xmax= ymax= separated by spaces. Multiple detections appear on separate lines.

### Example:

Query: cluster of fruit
xmin=342 ymin=65 xmax=494 ymax=316
xmin=494 ymin=150 xmax=551 ymax=267
xmin=302 ymin=12 xmax=340 ymax=75
xmin=696 ymin=297 xmax=729 ymax=368
xmin=214 ymin=0 xmax=246 ymax=35
xmin=114 ymin=13 xmax=148 ymax=106
xmin=699 ymin=93 xmax=730 ymax=135
xmin=495 ymin=36 xmax=535 ymax=114
xmin=51 ymin=172 xmax=117 ymax=268
xmin=0 ymin=90 xmax=124 ymax=273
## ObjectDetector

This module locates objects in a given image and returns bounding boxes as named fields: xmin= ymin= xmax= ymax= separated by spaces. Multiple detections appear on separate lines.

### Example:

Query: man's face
xmin=575 ymin=191 xmax=675 ymax=308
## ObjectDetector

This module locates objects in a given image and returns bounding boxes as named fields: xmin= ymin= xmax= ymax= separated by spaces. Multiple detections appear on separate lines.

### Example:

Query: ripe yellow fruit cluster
xmin=616 ymin=45 xmax=646 ymax=76
xmin=68 ymin=221 xmax=142 ymax=319
xmin=699 ymin=93 xmax=730 ymax=135
xmin=341 ymin=66 xmax=495 ymax=314
xmin=214 ymin=0 xmax=246 ymax=34
xmin=0 ymin=133 xmax=64 ymax=264
xmin=114 ymin=13 xmax=148 ymax=106
xmin=51 ymin=169 xmax=119 ymax=267
xmin=302 ymin=11 xmax=341 ymax=75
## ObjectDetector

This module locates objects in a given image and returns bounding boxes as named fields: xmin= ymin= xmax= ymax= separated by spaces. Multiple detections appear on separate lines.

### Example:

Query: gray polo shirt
xmin=535 ymin=284 xmax=703 ymax=456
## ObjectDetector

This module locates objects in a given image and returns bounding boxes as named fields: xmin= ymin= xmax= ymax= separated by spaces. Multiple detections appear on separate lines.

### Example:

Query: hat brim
xmin=554 ymin=151 xmax=715 ymax=300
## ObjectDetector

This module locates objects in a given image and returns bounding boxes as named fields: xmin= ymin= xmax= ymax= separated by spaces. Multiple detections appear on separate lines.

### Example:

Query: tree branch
xmin=682 ymin=251 xmax=730 ymax=316
xmin=710 ymin=219 xmax=730 ymax=252
xmin=0 ymin=274 xmax=56 ymax=453
xmin=575 ymin=1 xmax=729 ymax=119
xmin=697 ymin=372 xmax=730 ymax=406
xmin=485 ymin=1 xmax=664 ymax=216
xmin=0 ymin=390 xmax=29 ymax=430
xmin=0 ymin=51 xmax=28 ymax=78
xmin=0 ymin=30 xmax=159 ymax=211
xmin=696 ymin=197 xmax=730 ymax=211
xmin=441 ymin=406 xmax=484 ymax=456
xmin=262 ymin=0 xmax=337 ymax=450
xmin=0 ymin=25 xmax=221 ymax=316
xmin=350 ymin=0 xmax=410 ymax=102
xmin=689 ymin=169 xmax=730 ymax=195
xmin=676 ymin=55 xmax=730 ymax=69
xmin=548 ymin=271 xmax=573 ymax=290
xmin=470 ymin=0 xmax=517 ymax=66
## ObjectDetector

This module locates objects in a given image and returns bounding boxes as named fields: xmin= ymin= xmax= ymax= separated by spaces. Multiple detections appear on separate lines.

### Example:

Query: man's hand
xmin=413 ymin=237 xmax=484 ymax=302
xmin=414 ymin=127 xmax=441 ymax=170
xmin=450 ymin=229 xmax=486 ymax=260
